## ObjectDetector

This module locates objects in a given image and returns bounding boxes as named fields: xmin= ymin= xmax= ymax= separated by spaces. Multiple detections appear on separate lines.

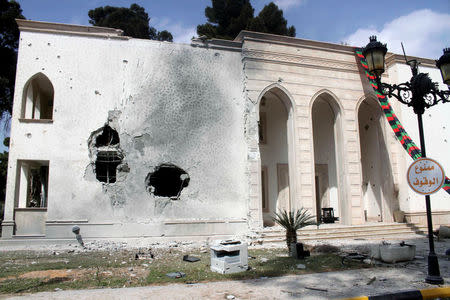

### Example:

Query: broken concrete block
xmin=379 ymin=244 xmax=416 ymax=263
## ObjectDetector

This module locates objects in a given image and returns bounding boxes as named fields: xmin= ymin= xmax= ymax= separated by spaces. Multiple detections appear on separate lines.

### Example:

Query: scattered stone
xmin=414 ymin=255 xmax=425 ymax=260
xmin=128 ymin=267 xmax=133 ymax=271
xmin=366 ymin=276 xmax=376 ymax=285
xmin=142 ymin=264 xmax=149 ymax=267
xmin=296 ymin=264 xmax=306 ymax=269
xmin=121 ymin=261 xmax=126 ymax=264
xmin=363 ymin=259 xmax=372 ymax=264
xmin=183 ymin=255 xmax=200 ymax=262
xmin=166 ymin=272 xmax=186 ymax=279
xmin=54 ymin=288 xmax=62 ymax=291
xmin=31 ymin=261 xmax=37 ymax=265
xmin=130 ymin=273 xmax=136 ymax=277
xmin=260 ymin=257 xmax=269 ymax=263
xmin=226 ymin=295 xmax=236 ymax=299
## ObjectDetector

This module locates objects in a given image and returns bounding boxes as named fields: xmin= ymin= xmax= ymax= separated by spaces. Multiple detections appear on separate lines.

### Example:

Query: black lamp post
xmin=363 ymin=36 xmax=450 ymax=285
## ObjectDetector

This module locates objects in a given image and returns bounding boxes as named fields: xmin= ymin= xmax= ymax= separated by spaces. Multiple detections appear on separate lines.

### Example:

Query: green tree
xmin=197 ymin=1 xmax=295 ymax=40
xmin=249 ymin=2 xmax=295 ymax=37
xmin=197 ymin=0 xmax=254 ymax=40
xmin=88 ymin=3 xmax=173 ymax=42
xmin=0 ymin=0 xmax=25 ymax=118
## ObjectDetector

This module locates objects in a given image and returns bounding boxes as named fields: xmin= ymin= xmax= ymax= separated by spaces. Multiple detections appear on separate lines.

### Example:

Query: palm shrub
xmin=273 ymin=208 xmax=316 ymax=255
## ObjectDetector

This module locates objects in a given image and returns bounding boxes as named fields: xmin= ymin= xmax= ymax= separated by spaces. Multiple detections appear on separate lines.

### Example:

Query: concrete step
xmin=258 ymin=223 xmax=424 ymax=235
xmin=258 ymin=223 xmax=428 ymax=245
xmin=261 ymin=226 xmax=426 ymax=238
xmin=262 ymin=231 xmax=422 ymax=244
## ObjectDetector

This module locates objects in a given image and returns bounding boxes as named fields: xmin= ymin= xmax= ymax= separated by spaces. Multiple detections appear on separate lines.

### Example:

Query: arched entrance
xmin=358 ymin=97 xmax=396 ymax=222
xmin=258 ymin=86 xmax=294 ymax=226
xmin=312 ymin=93 xmax=345 ymax=223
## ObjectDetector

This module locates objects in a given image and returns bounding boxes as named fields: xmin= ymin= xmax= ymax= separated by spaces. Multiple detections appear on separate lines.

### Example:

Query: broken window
xmin=95 ymin=151 xmax=122 ymax=183
xmin=95 ymin=125 xmax=120 ymax=147
xmin=17 ymin=161 xmax=49 ymax=208
xmin=145 ymin=164 xmax=189 ymax=199
xmin=92 ymin=126 xmax=123 ymax=184
xmin=22 ymin=73 xmax=54 ymax=120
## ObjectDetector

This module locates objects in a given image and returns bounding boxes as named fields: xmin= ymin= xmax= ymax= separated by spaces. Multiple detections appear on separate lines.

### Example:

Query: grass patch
xmin=0 ymin=248 xmax=370 ymax=294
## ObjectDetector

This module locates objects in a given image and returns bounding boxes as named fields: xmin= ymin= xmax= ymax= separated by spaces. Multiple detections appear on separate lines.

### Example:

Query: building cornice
xmin=386 ymin=53 xmax=437 ymax=69
xmin=235 ymin=31 xmax=356 ymax=55
xmin=16 ymin=19 xmax=129 ymax=40
xmin=191 ymin=38 xmax=242 ymax=52
xmin=242 ymin=49 xmax=359 ymax=73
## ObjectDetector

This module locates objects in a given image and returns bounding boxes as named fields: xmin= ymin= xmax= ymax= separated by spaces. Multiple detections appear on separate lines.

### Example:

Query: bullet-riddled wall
xmin=2 ymin=21 xmax=249 ymax=238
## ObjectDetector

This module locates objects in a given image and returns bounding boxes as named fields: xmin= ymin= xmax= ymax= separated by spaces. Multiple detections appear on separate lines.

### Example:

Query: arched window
xmin=22 ymin=73 xmax=54 ymax=120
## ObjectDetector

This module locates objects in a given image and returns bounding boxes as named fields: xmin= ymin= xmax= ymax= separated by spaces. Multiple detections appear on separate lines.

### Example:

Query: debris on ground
xmin=166 ymin=272 xmax=186 ymax=279
xmin=304 ymin=286 xmax=328 ymax=292
xmin=366 ymin=276 xmax=376 ymax=285
xmin=183 ymin=255 xmax=200 ymax=262
xmin=296 ymin=264 xmax=306 ymax=269
xmin=135 ymin=249 xmax=154 ymax=260
xmin=310 ymin=244 xmax=339 ymax=254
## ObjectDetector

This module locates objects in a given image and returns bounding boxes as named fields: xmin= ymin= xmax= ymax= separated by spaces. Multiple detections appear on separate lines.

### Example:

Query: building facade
xmin=1 ymin=20 xmax=448 ymax=239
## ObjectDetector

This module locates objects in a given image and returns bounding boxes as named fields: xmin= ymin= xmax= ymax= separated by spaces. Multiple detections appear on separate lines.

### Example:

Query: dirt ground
xmin=0 ymin=235 xmax=449 ymax=299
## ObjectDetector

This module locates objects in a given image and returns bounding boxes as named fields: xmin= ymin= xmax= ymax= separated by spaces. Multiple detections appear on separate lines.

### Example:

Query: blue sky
xmin=1 ymin=0 xmax=449 ymax=151
xmin=15 ymin=0 xmax=449 ymax=58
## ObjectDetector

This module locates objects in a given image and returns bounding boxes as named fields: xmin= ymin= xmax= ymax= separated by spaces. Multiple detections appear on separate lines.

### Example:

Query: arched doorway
xmin=358 ymin=98 xmax=396 ymax=222
xmin=312 ymin=93 xmax=344 ymax=223
xmin=258 ymin=86 xmax=294 ymax=226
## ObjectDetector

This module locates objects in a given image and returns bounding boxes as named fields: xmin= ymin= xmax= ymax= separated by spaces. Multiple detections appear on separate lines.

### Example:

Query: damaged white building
xmin=1 ymin=20 xmax=449 ymax=240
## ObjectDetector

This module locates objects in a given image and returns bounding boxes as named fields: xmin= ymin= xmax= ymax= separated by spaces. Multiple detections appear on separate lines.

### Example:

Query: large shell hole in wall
xmin=96 ymin=151 xmax=123 ymax=183
xmin=145 ymin=164 xmax=189 ymax=199
xmin=91 ymin=125 xmax=123 ymax=184
xmin=95 ymin=125 xmax=120 ymax=147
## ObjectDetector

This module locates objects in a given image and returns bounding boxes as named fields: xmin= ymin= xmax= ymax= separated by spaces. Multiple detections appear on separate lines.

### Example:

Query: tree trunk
xmin=286 ymin=230 xmax=297 ymax=256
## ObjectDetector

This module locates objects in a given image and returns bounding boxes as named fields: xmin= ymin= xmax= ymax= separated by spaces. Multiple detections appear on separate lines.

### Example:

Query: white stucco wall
xmin=4 ymin=29 xmax=249 ymax=238
xmin=387 ymin=62 xmax=450 ymax=214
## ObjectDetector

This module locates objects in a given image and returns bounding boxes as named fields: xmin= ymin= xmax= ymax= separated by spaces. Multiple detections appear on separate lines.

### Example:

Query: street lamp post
xmin=362 ymin=36 xmax=450 ymax=285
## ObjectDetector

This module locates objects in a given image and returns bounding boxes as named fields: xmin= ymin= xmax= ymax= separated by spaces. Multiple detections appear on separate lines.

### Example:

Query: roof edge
xmin=16 ymin=19 xmax=128 ymax=40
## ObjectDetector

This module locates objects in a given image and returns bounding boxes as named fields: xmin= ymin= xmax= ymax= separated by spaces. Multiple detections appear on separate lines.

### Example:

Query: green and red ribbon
xmin=355 ymin=49 xmax=450 ymax=195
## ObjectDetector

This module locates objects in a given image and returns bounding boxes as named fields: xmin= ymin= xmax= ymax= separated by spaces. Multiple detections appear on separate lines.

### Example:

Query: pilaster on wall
xmin=240 ymin=32 xmax=372 ymax=227
xmin=345 ymin=125 xmax=364 ymax=225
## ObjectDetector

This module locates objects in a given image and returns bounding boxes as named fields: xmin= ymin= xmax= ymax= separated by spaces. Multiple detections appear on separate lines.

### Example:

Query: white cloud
xmin=273 ymin=0 xmax=306 ymax=10
xmin=167 ymin=23 xmax=197 ymax=44
xmin=151 ymin=17 xmax=197 ymax=44
xmin=343 ymin=9 xmax=450 ymax=59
